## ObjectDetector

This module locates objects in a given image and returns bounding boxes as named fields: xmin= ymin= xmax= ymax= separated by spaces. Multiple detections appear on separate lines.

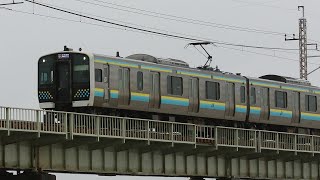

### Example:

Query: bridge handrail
xmin=2 ymin=106 xmax=320 ymax=154
xmin=0 ymin=106 xmax=197 ymax=144
xmin=0 ymin=106 xmax=195 ymax=125
xmin=258 ymin=128 xmax=320 ymax=137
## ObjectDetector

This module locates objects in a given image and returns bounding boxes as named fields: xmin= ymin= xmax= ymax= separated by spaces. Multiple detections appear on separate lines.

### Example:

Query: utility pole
xmin=285 ymin=6 xmax=313 ymax=80
xmin=298 ymin=6 xmax=308 ymax=80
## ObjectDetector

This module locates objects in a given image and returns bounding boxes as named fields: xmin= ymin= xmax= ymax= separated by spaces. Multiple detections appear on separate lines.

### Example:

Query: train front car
xmin=38 ymin=50 xmax=94 ymax=111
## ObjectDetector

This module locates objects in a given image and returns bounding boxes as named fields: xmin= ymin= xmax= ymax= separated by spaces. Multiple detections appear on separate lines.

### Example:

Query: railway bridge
xmin=1 ymin=106 xmax=320 ymax=180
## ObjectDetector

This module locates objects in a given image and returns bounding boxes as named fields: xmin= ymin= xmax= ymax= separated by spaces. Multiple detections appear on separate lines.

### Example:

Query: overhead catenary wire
xmin=3 ymin=5 xmax=319 ymax=66
xmin=0 ymin=5 xmax=302 ymax=57
xmin=24 ymin=0 xmax=306 ymax=52
xmin=70 ymin=0 xmax=320 ymax=44
xmin=228 ymin=0 xmax=297 ymax=11
xmin=5 ymin=0 xmax=320 ymax=80
xmin=218 ymin=44 xmax=320 ymax=66
xmin=72 ymin=0 xmax=285 ymax=36
xmin=1 ymin=8 xmax=175 ymax=38
xmin=29 ymin=0 xmax=186 ymax=36
xmin=219 ymin=45 xmax=298 ymax=62
xmin=0 ymin=1 xmax=23 ymax=6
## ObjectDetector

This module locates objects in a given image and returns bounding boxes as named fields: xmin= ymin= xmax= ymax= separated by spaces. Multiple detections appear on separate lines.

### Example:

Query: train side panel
xmin=92 ymin=55 xmax=248 ymax=122
xmin=247 ymin=77 xmax=320 ymax=130
xmin=248 ymin=79 xmax=294 ymax=126
xmin=299 ymin=91 xmax=320 ymax=129
xmin=247 ymin=83 xmax=262 ymax=123
xmin=39 ymin=51 xmax=320 ymax=132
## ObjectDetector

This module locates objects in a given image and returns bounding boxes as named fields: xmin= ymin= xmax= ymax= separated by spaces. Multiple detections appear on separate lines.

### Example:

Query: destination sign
xmin=58 ymin=54 xmax=70 ymax=59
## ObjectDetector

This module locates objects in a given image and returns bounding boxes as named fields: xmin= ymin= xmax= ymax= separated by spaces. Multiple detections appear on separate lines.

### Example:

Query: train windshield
xmin=73 ymin=54 xmax=90 ymax=84
xmin=39 ymin=55 xmax=55 ymax=85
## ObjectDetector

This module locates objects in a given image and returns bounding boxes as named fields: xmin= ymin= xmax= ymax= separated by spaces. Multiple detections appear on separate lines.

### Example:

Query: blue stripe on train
xmin=199 ymin=103 xmax=225 ymax=111
xmin=131 ymin=95 xmax=150 ymax=102
xmin=161 ymin=99 xmax=189 ymax=106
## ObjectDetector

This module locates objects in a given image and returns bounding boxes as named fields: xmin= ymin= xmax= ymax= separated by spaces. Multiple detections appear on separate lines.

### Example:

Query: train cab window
xmin=137 ymin=71 xmax=143 ymax=91
xmin=95 ymin=69 xmax=102 ymax=82
xmin=40 ymin=73 xmax=48 ymax=84
xmin=250 ymin=87 xmax=256 ymax=104
xmin=275 ymin=91 xmax=287 ymax=108
xmin=73 ymin=54 xmax=90 ymax=84
xmin=40 ymin=71 xmax=53 ymax=85
xmin=206 ymin=81 xmax=220 ymax=100
xmin=306 ymin=95 xmax=317 ymax=112
xmin=167 ymin=76 xmax=183 ymax=96
xmin=39 ymin=55 xmax=54 ymax=85
xmin=240 ymin=86 xmax=246 ymax=103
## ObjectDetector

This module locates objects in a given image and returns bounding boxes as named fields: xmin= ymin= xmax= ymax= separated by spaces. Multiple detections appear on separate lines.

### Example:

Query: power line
xmin=72 ymin=0 xmax=320 ymax=44
xmin=219 ymin=44 xmax=320 ymax=66
xmin=30 ymin=0 xmax=184 ymax=36
xmin=228 ymin=0 xmax=296 ymax=11
xmin=2 ymin=7 xmax=308 ymax=65
xmin=4 ymin=0 xmax=320 ymax=78
xmin=1 ymin=9 xmax=163 ymax=36
xmin=23 ymin=0 xmax=304 ymax=52
xmin=0 ymin=1 xmax=23 ymax=6
xmin=219 ymin=45 xmax=297 ymax=62
xmin=72 ymin=0 xmax=286 ymax=36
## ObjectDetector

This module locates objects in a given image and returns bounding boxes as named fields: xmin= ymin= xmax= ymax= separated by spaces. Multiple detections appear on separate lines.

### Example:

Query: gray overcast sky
xmin=1 ymin=0 xmax=320 ymax=179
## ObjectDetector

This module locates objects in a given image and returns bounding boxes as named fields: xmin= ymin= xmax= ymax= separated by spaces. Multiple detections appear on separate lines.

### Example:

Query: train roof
xmin=45 ymin=49 xmax=319 ymax=91
xmin=259 ymin=75 xmax=311 ymax=86
xmin=93 ymin=53 xmax=246 ymax=80
xmin=248 ymin=74 xmax=320 ymax=93
xmin=126 ymin=54 xmax=190 ymax=68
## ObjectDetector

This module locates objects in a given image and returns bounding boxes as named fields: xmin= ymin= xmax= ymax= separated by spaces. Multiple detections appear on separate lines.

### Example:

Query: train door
xmin=188 ymin=78 xmax=199 ymax=113
xmin=260 ymin=87 xmax=270 ymax=120
xmin=103 ymin=64 xmax=109 ymax=101
xmin=118 ymin=68 xmax=130 ymax=105
xmin=292 ymin=92 xmax=301 ymax=123
xmin=56 ymin=61 xmax=71 ymax=103
xmin=149 ymin=72 xmax=160 ymax=109
xmin=225 ymin=83 xmax=235 ymax=117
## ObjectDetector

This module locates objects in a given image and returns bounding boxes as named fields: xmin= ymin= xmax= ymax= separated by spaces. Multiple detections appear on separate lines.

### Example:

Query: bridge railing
xmin=0 ymin=107 xmax=67 ymax=134
xmin=2 ymin=106 xmax=320 ymax=154
xmin=259 ymin=130 xmax=320 ymax=154
xmin=215 ymin=127 xmax=257 ymax=149
xmin=71 ymin=112 xmax=196 ymax=144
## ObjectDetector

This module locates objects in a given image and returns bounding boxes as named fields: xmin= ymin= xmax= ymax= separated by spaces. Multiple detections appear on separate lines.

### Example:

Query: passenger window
xmin=275 ymin=91 xmax=287 ymax=108
xmin=306 ymin=95 xmax=317 ymax=112
xmin=250 ymin=87 xmax=256 ymax=105
xmin=137 ymin=71 xmax=143 ymax=91
xmin=167 ymin=76 xmax=183 ymax=96
xmin=206 ymin=81 xmax=220 ymax=100
xmin=240 ymin=86 xmax=246 ymax=103
xmin=95 ymin=69 xmax=102 ymax=82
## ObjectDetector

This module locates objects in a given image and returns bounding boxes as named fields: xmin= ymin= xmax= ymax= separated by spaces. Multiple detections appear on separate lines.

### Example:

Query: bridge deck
xmin=1 ymin=106 xmax=320 ymax=179
xmin=1 ymin=106 xmax=319 ymax=154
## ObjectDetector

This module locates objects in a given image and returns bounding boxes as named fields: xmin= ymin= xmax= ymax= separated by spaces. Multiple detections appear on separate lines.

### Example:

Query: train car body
xmin=38 ymin=48 xmax=320 ymax=132
xmin=93 ymin=53 xmax=248 ymax=122
xmin=247 ymin=76 xmax=320 ymax=129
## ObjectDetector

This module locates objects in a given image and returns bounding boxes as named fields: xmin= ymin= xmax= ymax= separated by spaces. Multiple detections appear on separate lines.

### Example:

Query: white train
xmin=38 ymin=46 xmax=320 ymax=133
